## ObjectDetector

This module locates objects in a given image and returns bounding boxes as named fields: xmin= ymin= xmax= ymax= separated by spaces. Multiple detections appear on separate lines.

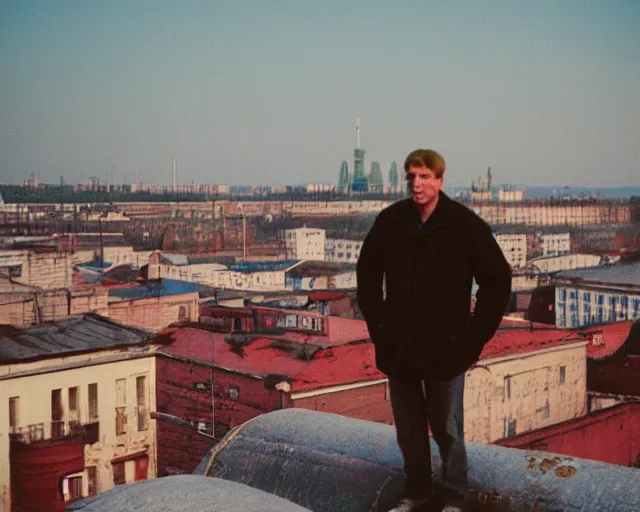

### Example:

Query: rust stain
xmin=526 ymin=455 xmax=576 ymax=476
xmin=554 ymin=465 xmax=577 ymax=478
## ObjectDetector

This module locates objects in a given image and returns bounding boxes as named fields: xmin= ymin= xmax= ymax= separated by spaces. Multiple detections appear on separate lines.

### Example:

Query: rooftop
xmin=480 ymin=317 xmax=587 ymax=360
xmin=285 ymin=260 xmax=356 ymax=278
xmin=0 ymin=313 xmax=151 ymax=364
xmin=555 ymin=262 xmax=640 ymax=287
xmin=579 ymin=320 xmax=634 ymax=360
xmin=108 ymin=278 xmax=211 ymax=300
xmin=227 ymin=260 xmax=301 ymax=273
xmin=156 ymin=324 xmax=381 ymax=392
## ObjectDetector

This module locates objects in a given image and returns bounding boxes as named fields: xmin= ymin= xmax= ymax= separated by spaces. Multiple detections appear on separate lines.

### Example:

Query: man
xmin=356 ymin=149 xmax=512 ymax=512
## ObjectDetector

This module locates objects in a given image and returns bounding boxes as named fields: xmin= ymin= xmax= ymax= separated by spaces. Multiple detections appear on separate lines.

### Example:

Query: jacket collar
xmin=403 ymin=192 xmax=456 ymax=236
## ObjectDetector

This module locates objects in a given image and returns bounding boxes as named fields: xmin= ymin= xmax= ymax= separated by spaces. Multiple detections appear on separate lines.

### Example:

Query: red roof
xmin=480 ymin=318 xmax=586 ymax=360
xmin=580 ymin=321 xmax=632 ymax=360
xmin=157 ymin=326 xmax=383 ymax=392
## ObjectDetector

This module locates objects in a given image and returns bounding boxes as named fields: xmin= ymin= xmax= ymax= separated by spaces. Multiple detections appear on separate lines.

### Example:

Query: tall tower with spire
xmin=352 ymin=118 xmax=368 ymax=192
xmin=388 ymin=162 xmax=399 ymax=193
xmin=338 ymin=161 xmax=350 ymax=193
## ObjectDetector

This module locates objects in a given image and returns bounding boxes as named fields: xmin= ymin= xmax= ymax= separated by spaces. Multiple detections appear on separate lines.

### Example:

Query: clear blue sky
xmin=1 ymin=0 xmax=639 ymax=187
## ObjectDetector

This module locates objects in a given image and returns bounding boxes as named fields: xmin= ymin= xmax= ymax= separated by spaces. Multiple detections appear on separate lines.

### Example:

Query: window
xmin=68 ymin=387 xmax=79 ymax=426
xmin=178 ymin=305 xmax=188 ymax=321
xmin=116 ymin=379 xmax=127 ymax=435
xmin=0 ymin=264 xmax=22 ymax=278
xmin=559 ymin=366 xmax=566 ymax=384
xmin=62 ymin=473 xmax=83 ymax=502
xmin=135 ymin=457 xmax=149 ymax=481
xmin=112 ymin=462 xmax=125 ymax=485
xmin=504 ymin=376 xmax=512 ymax=400
xmin=9 ymin=397 xmax=19 ymax=434
xmin=136 ymin=375 xmax=149 ymax=431
xmin=505 ymin=419 xmax=517 ymax=438
xmin=51 ymin=389 xmax=64 ymax=439
xmin=88 ymin=383 xmax=98 ymax=421
xmin=229 ymin=387 xmax=239 ymax=400
xmin=87 ymin=467 xmax=97 ymax=496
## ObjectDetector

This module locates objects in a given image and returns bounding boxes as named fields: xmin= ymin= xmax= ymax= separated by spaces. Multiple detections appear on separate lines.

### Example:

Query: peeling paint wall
xmin=0 ymin=354 xmax=157 ymax=512
xmin=465 ymin=344 xmax=587 ymax=443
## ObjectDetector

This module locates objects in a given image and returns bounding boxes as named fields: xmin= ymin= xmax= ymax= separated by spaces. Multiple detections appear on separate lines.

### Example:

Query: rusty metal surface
xmin=200 ymin=408 xmax=640 ymax=512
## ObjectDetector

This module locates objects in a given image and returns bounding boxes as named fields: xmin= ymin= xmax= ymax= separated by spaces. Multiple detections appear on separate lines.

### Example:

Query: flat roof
xmin=555 ymin=262 xmax=640 ymax=287
xmin=0 ymin=313 xmax=151 ymax=364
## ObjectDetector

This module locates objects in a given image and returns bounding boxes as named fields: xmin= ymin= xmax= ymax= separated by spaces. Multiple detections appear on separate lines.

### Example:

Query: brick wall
xmin=291 ymin=383 xmax=394 ymax=424
xmin=0 ymin=288 xmax=108 ymax=325
xmin=155 ymin=356 xmax=282 ymax=476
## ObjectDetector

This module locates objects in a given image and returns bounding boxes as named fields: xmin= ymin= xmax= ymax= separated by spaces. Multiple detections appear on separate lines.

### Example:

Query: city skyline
xmin=2 ymin=1 xmax=639 ymax=188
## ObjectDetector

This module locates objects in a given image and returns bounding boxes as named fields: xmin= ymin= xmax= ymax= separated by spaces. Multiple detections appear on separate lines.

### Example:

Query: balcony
xmin=10 ymin=420 xmax=99 ymax=445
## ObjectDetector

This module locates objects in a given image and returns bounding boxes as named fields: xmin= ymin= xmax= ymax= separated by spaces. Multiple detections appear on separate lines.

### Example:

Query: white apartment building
xmin=0 ymin=315 xmax=157 ymax=512
xmin=553 ymin=263 xmax=640 ymax=329
xmin=283 ymin=228 xmax=326 ymax=261
xmin=494 ymin=233 xmax=527 ymax=269
xmin=325 ymin=239 xmax=363 ymax=264
xmin=540 ymin=233 xmax=571 ymax=257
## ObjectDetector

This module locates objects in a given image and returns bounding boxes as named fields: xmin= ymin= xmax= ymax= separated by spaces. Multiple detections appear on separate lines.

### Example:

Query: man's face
xmin=406 ymin=165 xmax=443 ymax=206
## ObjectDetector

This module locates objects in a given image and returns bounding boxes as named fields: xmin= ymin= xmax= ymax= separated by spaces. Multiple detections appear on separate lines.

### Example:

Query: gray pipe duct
xmin=199 ymin=408 xmax=640 ymax=512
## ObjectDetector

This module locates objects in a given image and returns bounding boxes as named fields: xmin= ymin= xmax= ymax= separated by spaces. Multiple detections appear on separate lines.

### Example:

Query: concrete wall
xmin=0 ymin=287 xmax=109 ymax=326
xmin=464 ymin=343 xmax=587 ymax=443
xmin=0 ymin=354 xmax=157 ymax=511
xmin=0 ymin=250 xmax=73 ymax=290
xmin=108 ymin=292 xmax=199 ymax=332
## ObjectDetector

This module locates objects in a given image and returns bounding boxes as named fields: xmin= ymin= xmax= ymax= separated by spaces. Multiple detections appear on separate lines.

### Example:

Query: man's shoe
xmin=388 ymin=496 xmax=442 ymax=512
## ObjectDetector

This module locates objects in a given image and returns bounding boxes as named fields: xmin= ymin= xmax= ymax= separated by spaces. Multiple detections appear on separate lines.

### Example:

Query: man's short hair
xmin=404 ymin=149 xmax=446 ymax=178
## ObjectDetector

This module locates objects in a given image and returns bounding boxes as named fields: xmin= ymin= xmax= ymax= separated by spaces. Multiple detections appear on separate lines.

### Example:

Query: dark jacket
xmin=356 ymin=193 xmax=512 ymax=381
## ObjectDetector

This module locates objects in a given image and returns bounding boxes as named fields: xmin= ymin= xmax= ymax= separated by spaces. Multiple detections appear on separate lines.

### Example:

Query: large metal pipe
xmin=67 ymin=475 xmax=312 ymax=512
xmin=199 ymin=409 xmax=640 ymax=512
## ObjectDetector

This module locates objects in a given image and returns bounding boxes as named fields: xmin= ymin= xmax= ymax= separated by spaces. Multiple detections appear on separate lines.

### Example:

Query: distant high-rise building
xmin=352 ymin=118 xmax=368 ymax=192
xmin=388 ymin=162 xmax=399 ymax=193
xmin=338 ymin=161 xmax=350 ymax=192
xmin=368 ymin=162 xmax=383 ymax=193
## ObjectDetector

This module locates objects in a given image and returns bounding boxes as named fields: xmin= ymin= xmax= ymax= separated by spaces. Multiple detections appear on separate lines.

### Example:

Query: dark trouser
xmin=388 ymin=373 xmax=468 ymax=500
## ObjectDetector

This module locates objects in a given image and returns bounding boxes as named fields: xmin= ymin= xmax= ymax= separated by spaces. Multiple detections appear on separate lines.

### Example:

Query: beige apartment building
xmin=0 ymin=314 xmax=157 ymax=512
xmin=465 ymin=326 xmax=588 ymax=443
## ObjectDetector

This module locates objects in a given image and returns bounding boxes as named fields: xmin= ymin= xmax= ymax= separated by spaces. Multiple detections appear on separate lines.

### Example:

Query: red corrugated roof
xmin=580 ymin=321 xmax=632 ymax=360
xmin=481 ymin=319 xmax=586 ymax=360
xmin=157 ymin=326 xmax=383 ymax=392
